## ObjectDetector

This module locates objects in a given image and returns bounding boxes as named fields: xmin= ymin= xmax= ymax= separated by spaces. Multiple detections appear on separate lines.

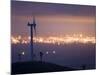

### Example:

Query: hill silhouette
xmin=12 ymin=61 xmax=76 ymax=74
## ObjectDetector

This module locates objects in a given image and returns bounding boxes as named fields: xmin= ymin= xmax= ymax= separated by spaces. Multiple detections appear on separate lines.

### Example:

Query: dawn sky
xmin=11 ymin=1 xmax=96 ymax=69
xmin=11 ymin=1 xmax=96 ymax=36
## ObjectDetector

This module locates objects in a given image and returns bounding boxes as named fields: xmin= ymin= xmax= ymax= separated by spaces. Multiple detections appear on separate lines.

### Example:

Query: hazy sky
xmin=11 ymin=1 xmax=96 ymax=36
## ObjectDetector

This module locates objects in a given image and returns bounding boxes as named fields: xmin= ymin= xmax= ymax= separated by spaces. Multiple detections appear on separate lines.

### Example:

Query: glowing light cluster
xmin=11 ymin=34 xmax=96 ymax=45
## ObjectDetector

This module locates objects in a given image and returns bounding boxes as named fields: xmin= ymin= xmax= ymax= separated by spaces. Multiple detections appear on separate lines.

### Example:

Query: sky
xmin=11 ymin=1 xmax=96 ymax=36
xmin=11 ymin=1 xmax=96 ymax=68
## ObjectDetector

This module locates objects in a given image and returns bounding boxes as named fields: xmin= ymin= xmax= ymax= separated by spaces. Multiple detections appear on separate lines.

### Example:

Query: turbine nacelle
xmin=27 ymin=18 xmax=36 ymax=36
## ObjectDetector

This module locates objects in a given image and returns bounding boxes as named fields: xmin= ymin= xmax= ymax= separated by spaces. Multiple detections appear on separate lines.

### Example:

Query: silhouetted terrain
xmin=11 ymin=43 xmax=96 ymax=74
xmin=12 ymin=61 xmax=76 ymax=74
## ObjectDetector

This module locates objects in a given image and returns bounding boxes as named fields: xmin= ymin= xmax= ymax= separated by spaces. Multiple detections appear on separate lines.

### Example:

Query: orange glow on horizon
xmin=11 ymin=34 xmax=96 ymax=45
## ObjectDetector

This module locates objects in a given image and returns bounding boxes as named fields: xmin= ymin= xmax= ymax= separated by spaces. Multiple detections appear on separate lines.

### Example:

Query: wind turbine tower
xmin=27 ymin=17 xmax=36 ymax=61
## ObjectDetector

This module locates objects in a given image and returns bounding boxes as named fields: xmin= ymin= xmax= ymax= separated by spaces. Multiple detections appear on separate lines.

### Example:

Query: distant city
xmin=11 ymin=34 xmax=95 ymax=45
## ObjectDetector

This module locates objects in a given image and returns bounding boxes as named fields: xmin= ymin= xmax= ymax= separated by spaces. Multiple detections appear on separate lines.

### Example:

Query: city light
xmin=46 ymin=51 xmax=49 ymax=54
xmin=11 ymin=34 xmax=96 ymax=45
xmin=53 ymin=51 xmax=56 ymax=54
xmin=21 ymin=51 xmax=25 ymax=55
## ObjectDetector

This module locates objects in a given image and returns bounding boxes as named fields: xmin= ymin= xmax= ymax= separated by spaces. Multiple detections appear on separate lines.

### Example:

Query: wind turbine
xmin=27 ymin=17 xmax=36 ymax=61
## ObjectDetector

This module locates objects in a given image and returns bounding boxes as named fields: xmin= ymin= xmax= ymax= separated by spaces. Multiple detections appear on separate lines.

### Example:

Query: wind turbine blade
xmin=34 ymin=28 xmax=36 ymax=36
xmin=33 ymin=17 xmax=37 ymax=36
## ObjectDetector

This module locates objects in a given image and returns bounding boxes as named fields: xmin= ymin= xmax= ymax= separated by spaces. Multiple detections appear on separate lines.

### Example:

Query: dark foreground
xmin=12 ymin=61 xmax=77 ymax=74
